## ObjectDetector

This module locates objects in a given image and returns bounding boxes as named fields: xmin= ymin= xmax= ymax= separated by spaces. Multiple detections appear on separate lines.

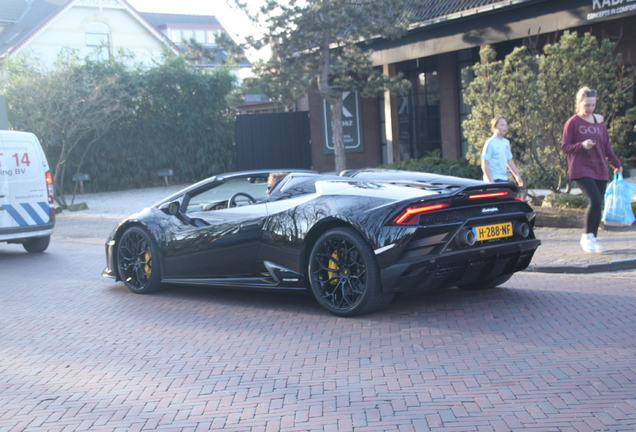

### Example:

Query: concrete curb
xmin=527 ymin=257 xmax=636 ymax=274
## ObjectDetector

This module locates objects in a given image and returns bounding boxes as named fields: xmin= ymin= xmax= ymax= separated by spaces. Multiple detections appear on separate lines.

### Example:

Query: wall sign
xmin=322 ymin=91 xmax=363 ymax=154
xmin=588 ymin=0 xmax=636 ymax=20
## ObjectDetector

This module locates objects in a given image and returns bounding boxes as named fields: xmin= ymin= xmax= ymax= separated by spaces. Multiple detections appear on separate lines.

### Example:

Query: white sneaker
xmin=590 ymin=235 xmax=607 ymax=253
xmin=580 ymin=233 xmax=595 ymax=253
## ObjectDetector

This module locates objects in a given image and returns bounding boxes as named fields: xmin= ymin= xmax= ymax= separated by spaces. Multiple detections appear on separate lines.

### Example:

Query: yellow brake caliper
xmin=328 ymin=249 xmax=341 ymax=285
xmin=144 ymin=249 xmax=152 ymax=279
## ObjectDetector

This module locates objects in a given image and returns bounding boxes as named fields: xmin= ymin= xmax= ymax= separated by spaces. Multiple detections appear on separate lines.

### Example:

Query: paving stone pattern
xmin=0 ymin=216 xmax=635 ymax=431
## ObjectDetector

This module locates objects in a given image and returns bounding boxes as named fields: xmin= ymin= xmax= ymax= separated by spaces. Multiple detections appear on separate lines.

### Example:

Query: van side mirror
xmin=159 ymin=201 xmax=180 ymax=216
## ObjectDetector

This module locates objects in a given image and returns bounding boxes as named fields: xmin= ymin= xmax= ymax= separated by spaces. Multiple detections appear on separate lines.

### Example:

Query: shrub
xmin=380 ymin=150 xmax=482 ymax=179
xmin=542 ymin=193 xmax=588 ymax=209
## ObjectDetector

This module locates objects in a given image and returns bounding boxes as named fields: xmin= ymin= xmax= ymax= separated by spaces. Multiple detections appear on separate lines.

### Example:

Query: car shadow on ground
xmin=105 ymin=274 xmax=634 ymax=334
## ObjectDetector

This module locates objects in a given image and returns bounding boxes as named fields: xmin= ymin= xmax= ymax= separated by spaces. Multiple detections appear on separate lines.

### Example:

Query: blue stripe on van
xmin=37 ymin=201 xmax=50 ymax=215
xmin=21 ymin=203 xmax=45 ymax=225
xmin=3 ymin=204 xmax=28 ymax=226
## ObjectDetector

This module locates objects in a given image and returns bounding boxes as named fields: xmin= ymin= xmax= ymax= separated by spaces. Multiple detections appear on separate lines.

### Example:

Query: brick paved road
xmin=1 ymin=216 xmax=635 ymax=431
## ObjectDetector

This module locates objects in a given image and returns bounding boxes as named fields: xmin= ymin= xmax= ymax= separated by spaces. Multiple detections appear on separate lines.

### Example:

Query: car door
xmin=161 ymin=175 xmax=270 ymax=278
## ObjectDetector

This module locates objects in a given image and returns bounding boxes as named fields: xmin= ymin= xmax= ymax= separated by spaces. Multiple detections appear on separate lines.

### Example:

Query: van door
xmin=1 ymin=133 xmax=50 ymax=230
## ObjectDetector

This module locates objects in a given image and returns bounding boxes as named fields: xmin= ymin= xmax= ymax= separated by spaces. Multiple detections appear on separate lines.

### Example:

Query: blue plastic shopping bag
xmin=602 ymin=173 xmax=636 ymax=226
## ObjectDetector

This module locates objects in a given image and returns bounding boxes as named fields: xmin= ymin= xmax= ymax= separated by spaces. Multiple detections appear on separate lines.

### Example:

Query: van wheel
xmin=22 ymin=236 xmax=50 ymax=253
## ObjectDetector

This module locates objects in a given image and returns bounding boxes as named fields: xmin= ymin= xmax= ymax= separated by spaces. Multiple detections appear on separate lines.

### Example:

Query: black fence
xmin=235 ymin=112 xmax=312 ymax=170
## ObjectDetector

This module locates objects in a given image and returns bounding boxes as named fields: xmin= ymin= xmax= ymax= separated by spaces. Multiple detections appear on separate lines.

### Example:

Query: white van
xmin=0 ymin=131 xmax=55 ymax=253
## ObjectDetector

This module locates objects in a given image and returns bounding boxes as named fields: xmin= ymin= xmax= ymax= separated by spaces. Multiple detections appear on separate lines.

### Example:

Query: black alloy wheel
xmin=308 ymin=227 xmax=393 ymax=317
xmin=117 ymin=226 xmax=162 ymax=294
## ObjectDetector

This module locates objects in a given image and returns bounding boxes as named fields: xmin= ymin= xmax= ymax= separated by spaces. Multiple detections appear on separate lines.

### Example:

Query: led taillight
xmin=394 ymin=202 xmax=450 ymax=225
xmin=468 ymin=191 xmax=508 ymax=199
xmin=46 ymin=171 xmax=55 ymax=204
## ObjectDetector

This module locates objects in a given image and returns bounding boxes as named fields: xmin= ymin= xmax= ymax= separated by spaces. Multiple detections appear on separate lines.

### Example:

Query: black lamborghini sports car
xmin=103 ymin=169 xmax=541 ymax=316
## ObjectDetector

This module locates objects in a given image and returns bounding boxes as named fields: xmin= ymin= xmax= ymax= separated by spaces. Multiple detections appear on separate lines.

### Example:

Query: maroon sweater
xmin=561 ymin=114 xmax=621 ymax=181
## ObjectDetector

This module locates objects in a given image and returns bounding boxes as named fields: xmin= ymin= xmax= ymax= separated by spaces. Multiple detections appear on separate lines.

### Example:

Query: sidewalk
xmin=529 ymin=226 xmax=636 ymax=273
xmin=60 ymin=184 xmax=636 ymax=274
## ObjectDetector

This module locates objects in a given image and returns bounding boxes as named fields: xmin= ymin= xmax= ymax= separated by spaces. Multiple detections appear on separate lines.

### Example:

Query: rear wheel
xmin=458 ymin=273 xmax=514 ymax=291
xmin=22 ymin=236 xmax=50 ymax=253
xmin=308 ymin=227 xmax=393 ymax=317
xmin=117 ymin=227 xmax=162 ymax=294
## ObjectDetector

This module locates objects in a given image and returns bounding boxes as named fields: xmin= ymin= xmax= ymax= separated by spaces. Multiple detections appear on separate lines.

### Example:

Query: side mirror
xmin=159 ymin=201 xmax=180 ymax=216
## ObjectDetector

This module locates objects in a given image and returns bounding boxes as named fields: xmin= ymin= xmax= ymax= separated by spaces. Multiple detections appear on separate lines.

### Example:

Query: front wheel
xmin=458 ymin=273 xmax=513 ymax=291
xmin=22 ymin=236 xmax=50 ymax=253
xmin=308 ymin=227 xmax=393 ymax=317
xmin=117 ymin=226 xmax=163 ymax=294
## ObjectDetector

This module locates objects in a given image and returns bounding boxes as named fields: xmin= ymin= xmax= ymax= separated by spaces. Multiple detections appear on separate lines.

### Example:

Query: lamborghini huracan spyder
xmin=103 ymin=169 xmax=540 ymax=316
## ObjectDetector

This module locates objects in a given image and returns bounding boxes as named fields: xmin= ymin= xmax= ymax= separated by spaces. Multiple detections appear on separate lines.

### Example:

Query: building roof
xmin=141 ymin=12 xmax=223 ymax=28
xmin=0 ymin=0 xmax=69 ymax=59
xmin=1 ymin=0 xmax=33 ymax=22
xmin=408 ymin=0 xmax=541 ymax=27
xmin=412 ymin=0 xmax=530 ymax=20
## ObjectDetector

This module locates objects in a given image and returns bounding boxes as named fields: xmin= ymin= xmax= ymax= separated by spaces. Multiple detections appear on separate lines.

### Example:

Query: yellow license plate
xmin=473 ymin=222 xmax=513 ymax=241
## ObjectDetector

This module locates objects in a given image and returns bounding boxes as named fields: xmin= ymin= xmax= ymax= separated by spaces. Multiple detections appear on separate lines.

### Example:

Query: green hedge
xmin=379 ymin=150 xmax=482 ymax=179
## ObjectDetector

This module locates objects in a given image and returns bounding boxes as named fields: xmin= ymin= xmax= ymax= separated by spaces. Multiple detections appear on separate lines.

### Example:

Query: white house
xmin=0 ymin=0 xmax=247 ymax=71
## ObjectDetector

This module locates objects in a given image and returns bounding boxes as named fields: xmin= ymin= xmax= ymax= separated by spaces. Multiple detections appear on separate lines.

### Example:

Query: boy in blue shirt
xmin=481 ymin=116 xmax=524 ymax=187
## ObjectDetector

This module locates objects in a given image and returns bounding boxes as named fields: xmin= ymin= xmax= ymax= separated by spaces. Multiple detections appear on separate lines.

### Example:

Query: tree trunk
xmin=329 ymin=96 xmax=346 ymax=174
xmin=317 ymin=13 xmax=347 ymax=175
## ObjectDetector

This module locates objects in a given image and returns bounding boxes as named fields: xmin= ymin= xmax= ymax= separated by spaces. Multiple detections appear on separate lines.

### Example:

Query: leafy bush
xmin=518 ymin=162 xmax=565 ymax=190
xmin=2 ymin=51 xmax=237 ymax=194
xmin=380 ymin=150 xmax=482 ymax=179
xmin=542 ymin=193 xmax=588 ymax=209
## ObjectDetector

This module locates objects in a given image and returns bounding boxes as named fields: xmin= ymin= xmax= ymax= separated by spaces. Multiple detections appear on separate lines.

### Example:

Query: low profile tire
xmin=22 ymin=236 xmax=50 ymax=253
xmin=458 ymin=273 xmax=514 ymax=291
xmin=117 ymin=226 xmax=163 ymax=294
xmin=308 ymin=227 xmax=393 ymax=317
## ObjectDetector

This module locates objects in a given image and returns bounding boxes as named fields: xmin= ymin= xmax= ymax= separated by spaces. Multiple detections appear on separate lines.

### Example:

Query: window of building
xmin=85 ymin=22 xmax=111 ymax=48
xmin=182 ymin=29 xmax=194 ymax=42
xmin=86 ymin=33 xmax=109 ymax=47
xmin=171 ymin=29 xmax=182 ymax=42
xmin=207 ymin=30 xmax=219 ymax=45
xmin=395 ymin=56 xmax=440 ymax=160
xmin=170 ymin=29 xmax=221 ymax=45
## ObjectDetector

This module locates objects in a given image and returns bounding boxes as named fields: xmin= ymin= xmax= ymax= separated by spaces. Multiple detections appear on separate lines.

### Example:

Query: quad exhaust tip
xmin=457 ymin=229 xmax=476 ymax=247
xmin=514 ymin=222 xmax=530 ymax=238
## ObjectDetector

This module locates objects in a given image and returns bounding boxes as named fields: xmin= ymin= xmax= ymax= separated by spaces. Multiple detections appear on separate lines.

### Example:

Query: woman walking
xmin=562 ymin=87 xmax=622 ymax=253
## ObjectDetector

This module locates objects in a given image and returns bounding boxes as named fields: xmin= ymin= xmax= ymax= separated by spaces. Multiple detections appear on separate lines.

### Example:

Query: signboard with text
xmin=321 ymin=91 xmax=363 ymax=154
xmin=588 ymin=0 xmax=636 ymax=20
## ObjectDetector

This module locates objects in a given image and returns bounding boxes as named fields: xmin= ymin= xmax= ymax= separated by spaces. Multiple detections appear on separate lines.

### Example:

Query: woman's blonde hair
xmin=491 ymin=116 xmax=507 ymax=130
xmin=576 ymin=86 xmax=595 ymax=106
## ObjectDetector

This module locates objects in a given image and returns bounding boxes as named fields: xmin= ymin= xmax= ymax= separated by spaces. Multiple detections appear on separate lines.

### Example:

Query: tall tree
xmin=236 ymin=0 xmax=417 ymax=173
